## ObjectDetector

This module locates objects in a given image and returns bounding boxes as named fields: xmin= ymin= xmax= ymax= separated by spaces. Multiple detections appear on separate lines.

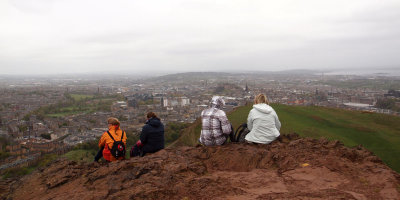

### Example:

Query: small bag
xmin=106 ymin=130 xmax=126 ymax=159
xmin=234 ymin=123 xmax=250 ymax=142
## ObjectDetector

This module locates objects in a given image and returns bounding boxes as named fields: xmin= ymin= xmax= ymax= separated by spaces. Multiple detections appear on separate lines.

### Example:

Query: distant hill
xmin=153 ymin=70 xmax=322 ymax=83
xmin=172 ymin=104 xmax=400 ymax=172
xmin=153 ymin=72 xmax=232 ymax=83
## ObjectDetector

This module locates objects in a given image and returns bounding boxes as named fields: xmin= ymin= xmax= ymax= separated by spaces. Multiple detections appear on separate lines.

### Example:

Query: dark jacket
xmin=140 ymin=117 xmax=165 ymax=154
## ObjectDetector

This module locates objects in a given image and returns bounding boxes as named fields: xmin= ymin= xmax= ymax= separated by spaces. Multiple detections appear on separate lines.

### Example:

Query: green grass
xmin=230 ymin=104 xmax=400 ymax=172
xmin=64 ymin=149 xmax=97 ymax=163
xmin=27 ymin=93 xmax=123 ymax=118
xmin=70 ymin=94 xmax=94 ymax=101
xmin=43 ymin=97 xmax=115 ymax=118
xmin=47 ymin=111 xmax=83 ymax=117
xmin=170 ymin=119 xmax=202 ymax=147
xmin=0 ymin=151 xmax=10 ymax=161
xmin=2 ymin=154 xmax=58 ymax=179
xmin=174 ymin=104 xmax=400 ymax=172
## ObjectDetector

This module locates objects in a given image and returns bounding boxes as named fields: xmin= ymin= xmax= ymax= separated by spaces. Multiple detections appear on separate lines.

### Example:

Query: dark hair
xmin=146 ymin=112 xmax=158 ymax=119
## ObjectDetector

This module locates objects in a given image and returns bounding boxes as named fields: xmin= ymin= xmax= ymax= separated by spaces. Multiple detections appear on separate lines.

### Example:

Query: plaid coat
xmin=199 ymin=107 xmax=232 ymax=146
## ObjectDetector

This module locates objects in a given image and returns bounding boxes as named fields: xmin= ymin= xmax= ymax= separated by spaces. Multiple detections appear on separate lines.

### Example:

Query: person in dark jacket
xmin=130 ymin=112 xmax=165 ymax=157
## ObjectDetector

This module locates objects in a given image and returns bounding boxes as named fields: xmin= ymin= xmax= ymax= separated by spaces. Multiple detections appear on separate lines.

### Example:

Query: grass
xmin=0 ymin=151 xmax=10 ymax=161
xmin=169 ymin=119 xmax=201 ymax=147
xmin=64 ymin=149 xmax=97 ymax=163
xmin=174 ymin=104 xmax=400 ymax=172
xmin=43 ymin=95 xmax=116 ymax=118
xmin=233 ymin=104 xmax=400 ymax=172
xmin=2 ymin=154 xmax=58 ymax=179
xmin=70 ymin=94 xmax=94 ymax=101
xmin=47 ymin=111 xmax=83 ymax=117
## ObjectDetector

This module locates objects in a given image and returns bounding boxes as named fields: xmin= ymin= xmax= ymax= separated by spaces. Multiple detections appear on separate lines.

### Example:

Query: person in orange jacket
xmin=95 ymin=117 xmax=127 ymax=162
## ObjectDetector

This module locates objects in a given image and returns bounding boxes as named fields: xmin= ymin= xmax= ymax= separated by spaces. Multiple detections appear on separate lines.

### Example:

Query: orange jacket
xmin=99 ymin=127 xmax=127 ymax=161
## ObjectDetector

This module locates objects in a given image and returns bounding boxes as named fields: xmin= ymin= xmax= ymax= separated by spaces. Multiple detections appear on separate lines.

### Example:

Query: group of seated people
xmin=94 ymin=112 xmax=165 ymax=162
xmin=199 ymin=94 xmax=281 ymax=145
xmin=95 ymin=93 xmax=281 ymax=162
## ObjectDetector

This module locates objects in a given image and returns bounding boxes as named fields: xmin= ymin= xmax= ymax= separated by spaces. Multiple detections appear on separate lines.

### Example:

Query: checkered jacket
xmin=199 ymin=107 xmax=232 ymax=146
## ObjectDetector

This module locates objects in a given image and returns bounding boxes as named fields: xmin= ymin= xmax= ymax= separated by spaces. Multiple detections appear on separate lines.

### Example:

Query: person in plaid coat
xmin=199 ymin=96 xmax=232 ymax=146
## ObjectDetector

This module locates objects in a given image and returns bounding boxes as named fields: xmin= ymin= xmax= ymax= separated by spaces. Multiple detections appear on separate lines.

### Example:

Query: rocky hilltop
xmin=2 ymin=134 xmax=400 ymax=200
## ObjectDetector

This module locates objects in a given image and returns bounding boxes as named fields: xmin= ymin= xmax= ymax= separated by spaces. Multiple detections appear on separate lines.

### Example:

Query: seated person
xmin=199 ymin=96 xmax=232 ymax=146
xmin=245 ymin=94 xmax=281 ymax=144
xmin=95 ymin=117 xmax=127 ymax=162
xmin=130 ymin=112 xmax=165 ymax=157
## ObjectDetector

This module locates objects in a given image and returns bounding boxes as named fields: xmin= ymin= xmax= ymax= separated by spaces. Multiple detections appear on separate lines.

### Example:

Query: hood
xmin=147 ymin=117 xmax=162 ymax=127
xmin=210 ymin=96 xmax=225 ymax=109
xmin=253 ymin=103 xmax=273 ymax=114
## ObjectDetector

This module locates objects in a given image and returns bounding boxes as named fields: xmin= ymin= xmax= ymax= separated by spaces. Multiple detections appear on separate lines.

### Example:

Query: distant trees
xmin=0 ymin=135 xmax=11 ymax=150
xmin=22 ymin=114 xmax=30 ymax=121
xmin=315 ymin=92 xmax=328 ymax=101
xmin=0 ymin=151 xmax=10 ymax=161
xmin=73 ymin=139 xmax=98 ymax=151
xmin=118 ymin=115 xmax=128 ymax=121
xmin=40 ymin=133 xmax=51 ymax=140
xmin=164 ymin=122 xmax=189 ymax=145
xmin=375 ymin=98 xmax=400 ymax=111
xmin=18 ymin=125 xmax=28 ymax=132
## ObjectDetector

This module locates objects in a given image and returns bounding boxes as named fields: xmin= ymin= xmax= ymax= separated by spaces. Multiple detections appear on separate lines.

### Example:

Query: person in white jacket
xmin=245 ymin=94 xmax=281 ymax=144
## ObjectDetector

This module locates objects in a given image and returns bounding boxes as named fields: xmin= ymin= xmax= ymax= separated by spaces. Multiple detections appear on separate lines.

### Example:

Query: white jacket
xmin=245 ymin=103 xmax=281 ymax=144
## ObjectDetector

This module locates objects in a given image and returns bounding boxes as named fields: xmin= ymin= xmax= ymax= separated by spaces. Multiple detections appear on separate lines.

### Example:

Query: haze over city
xmin=1 ymin=0 xmax=400 ymax=75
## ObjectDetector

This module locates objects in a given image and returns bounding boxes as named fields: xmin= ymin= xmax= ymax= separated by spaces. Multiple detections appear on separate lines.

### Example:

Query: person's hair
xmin=107 ymin=117 xmax=120 ymax=127
xmin=146 ymin=112 xmax=158 ymax=119
xmin=254 ymin=94 xmax=269 ymax=105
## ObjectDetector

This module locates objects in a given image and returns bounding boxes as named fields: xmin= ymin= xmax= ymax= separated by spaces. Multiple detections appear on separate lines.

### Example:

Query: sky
xmin=0 ymin=0 xmax=399 ymax=75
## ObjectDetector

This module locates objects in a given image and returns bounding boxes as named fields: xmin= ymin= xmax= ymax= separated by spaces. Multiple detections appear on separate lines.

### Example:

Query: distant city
xmin=0 ymin=70 xmax=399 ymax=171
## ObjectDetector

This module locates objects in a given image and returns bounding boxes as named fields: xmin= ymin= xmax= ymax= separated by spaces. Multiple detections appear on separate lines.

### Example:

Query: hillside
xmin=2 ymin=134 xmax=400 ymax=199
xmin=173 ymin=104 xmax=400 ymax=172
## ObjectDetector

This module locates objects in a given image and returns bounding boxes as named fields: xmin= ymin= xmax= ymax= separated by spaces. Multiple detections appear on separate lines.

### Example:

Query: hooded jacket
xmin=140 ymin=117 xmax=165 ymax=154
xmin=245 ymin=103 xmax=281 ymax=144
xmin=199 ymin=96 xmax=232 ymax=146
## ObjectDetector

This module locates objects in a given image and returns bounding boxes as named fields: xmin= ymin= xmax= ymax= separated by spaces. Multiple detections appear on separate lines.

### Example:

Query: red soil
xmin=2 ymin=134 xmax=400 ymax=200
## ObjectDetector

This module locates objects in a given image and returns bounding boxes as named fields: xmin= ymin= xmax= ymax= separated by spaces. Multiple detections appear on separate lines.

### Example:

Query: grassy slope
xmin=2 ymin=154 xmax=58 ymax=179
xmin=173 ymin=104 xmax=400 ymax=172
xmin=63 ymin=149 xmax=97 ymax=163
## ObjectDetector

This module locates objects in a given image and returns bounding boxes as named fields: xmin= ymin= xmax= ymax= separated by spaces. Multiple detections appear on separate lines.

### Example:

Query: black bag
xmin=130 ymin=144 xmax=144 ymax=157
xmin=107 ymin=130 xmax=126 ymax=159
xmin=227 ymin=123 xmax=235 ymax=143
xmin=233 ymin=123 xmax=250 ymax=143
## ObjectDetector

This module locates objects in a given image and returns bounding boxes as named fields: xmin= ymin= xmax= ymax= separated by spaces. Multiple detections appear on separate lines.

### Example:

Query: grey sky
xmin=0 ymin=0 xmax=399 ymax=75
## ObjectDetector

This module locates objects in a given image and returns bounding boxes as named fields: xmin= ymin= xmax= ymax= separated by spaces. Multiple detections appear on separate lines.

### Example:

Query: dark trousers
xmin=94 ymin=146 xmax=104 ymax=162
xmin=225 ymin=125 xmax=235 ymax=144
xmin=130 ymin=144 xmax=144 ymax=157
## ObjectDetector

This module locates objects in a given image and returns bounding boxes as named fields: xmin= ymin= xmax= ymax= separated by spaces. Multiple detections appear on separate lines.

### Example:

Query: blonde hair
xmin=254 ymin=94 xmax=269 ymax=105
xmin=107 ymin=117 xmax=120 ymax=127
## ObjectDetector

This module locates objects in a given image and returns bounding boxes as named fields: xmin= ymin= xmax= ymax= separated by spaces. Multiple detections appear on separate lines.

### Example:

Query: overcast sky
xmin=0 ymin=0 xmax=399 ymax=75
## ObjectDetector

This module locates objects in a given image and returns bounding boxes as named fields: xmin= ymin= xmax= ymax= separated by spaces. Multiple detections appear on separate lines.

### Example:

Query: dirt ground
xmin=2 ymin=134 xmax=400 ymax=200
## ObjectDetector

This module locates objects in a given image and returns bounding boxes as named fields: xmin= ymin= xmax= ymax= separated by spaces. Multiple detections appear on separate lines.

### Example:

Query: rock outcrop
xmin=2 ymin=134 xmax=400 ymax=199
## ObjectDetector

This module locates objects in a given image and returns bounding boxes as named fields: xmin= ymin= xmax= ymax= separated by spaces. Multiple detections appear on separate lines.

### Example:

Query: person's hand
xmin=136 ymin=140 xmax=143 ymax=147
